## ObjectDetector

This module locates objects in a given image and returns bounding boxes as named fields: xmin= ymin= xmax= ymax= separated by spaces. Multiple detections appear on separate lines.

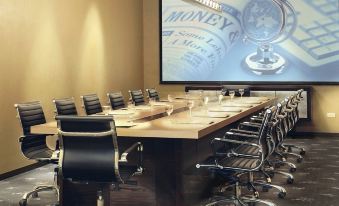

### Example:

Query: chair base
xmin=205 ymin=195 xmax=276 ymax=206
xmin=20 ymin=185 xmax=59 ymax=206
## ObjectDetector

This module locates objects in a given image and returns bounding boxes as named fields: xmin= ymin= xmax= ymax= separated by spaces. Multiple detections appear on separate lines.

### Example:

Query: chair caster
xmin=287 ymin=147 xmax=292 ymax=152
xmin=19 ymin=199 xmax=27 ymax=206
xmin=254 ymin=191 xmax=260 ymax=198
xmin=262 ymin=186 xmax=270 ymax=192
xmin=300 ymin=150 xmax=306 ymax=156
xmin=267 ymin=171 xmax=274 ymax=178
xmin=289 ymin=167 xmax=297 ymax=173
xmin=278 ymin=191 xmax=286 ymax=199
xmin=287 ymin=177 xmax=294 ymax=184
xmin=32 ymin=192 xmax=38 ymax=198
xmin=297 ymin=157 xmax=303 ymax=163
xmin=248 ymin=202 xmax=256 ymax=206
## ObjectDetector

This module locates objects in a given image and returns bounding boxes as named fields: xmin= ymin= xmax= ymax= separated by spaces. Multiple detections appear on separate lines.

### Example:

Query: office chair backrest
xmin=107 ymin=92 xmax=125 ymax=110
xmin=53 ymin=97 xmax=78 ymax=116
xmin=275 ymin=100 xmax=288 ymax=144
xmin=56 ymin=115 xmax=122 ymax=182
xmin=146 ymin=88 xmax=160 ymax=101
xmin=81 ymin=94 xmax=103 ymax=115
xmin=15 ymin=101 xmax=47 ymax=135
xmin=14 ymin=101 xmax=51 ymax=159
xmin=129 ymin=89 xmax=145 ymax=106
xmin=257 ymin=106 xmax=276 ymax=160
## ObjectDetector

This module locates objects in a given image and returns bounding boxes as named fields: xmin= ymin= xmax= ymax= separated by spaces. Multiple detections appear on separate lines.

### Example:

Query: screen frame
xmin=159 ymin=0 xmax=339 ymax=85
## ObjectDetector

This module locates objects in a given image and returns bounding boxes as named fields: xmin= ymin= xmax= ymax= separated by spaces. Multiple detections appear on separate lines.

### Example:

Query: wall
xmin=0 ymin=0 xmax=143 ymax=174
xmin=143 ymin=0 xmax=339 ymax=133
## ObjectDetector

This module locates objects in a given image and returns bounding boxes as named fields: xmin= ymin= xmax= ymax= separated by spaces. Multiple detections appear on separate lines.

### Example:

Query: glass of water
xmin=187 ymin=100 xmax=194 ymax=118
xmin=229 ymin=90 xmax=235 ymax=102
xmin=168 ymin=94 xmax=174 ymax=102
xmin=165 ymin=104 xmax=174 ymax=116
xmin=239 ymin=89 xmax=245 ymax=99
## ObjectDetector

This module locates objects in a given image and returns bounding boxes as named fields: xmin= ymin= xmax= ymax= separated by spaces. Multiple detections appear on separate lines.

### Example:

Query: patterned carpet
xmin=1 ymin=136 xmax=339 ymax=206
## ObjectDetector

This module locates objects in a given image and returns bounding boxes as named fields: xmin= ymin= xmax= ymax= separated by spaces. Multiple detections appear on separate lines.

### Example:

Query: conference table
xmin=31 ymin=96 xmax=276 ymax=206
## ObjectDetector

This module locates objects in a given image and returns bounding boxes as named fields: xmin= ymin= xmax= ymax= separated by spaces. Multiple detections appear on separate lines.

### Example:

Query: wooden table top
xmin=31 ymin=97 xmax=275 ymax=139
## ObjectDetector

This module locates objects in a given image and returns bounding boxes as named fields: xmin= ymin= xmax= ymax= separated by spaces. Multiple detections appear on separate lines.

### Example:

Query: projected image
xmin=161 ymin=0 xmax=339 ymax=83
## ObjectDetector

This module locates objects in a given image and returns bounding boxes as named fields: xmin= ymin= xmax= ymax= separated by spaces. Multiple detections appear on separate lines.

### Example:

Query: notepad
xmin=208 ymin=107 xmax=242 ymax=112
xmin=115 ymin=122 xmax=137 ymax=127
xmin=192 ymin=112 xmax=229 ymax=118
xmin=108 ymin=110 xmax=134 ymax=115
xmin=221 ymin=103 xmax=253 ymax=108
xmin=172 ymin=119 xmax=214 ymax=125
xmin=134 ymin=105 xmax=152 ymax=110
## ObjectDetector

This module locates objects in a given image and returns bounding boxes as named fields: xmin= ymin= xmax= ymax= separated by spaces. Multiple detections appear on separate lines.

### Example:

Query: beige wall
xmin=0 ymin=0 xmax=143 ymax=174
xmin=143 ymin=0 xmax=339 ymax=133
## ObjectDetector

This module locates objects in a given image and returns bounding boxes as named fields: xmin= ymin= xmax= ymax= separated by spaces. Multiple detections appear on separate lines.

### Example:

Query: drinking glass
xmin=187 ymin=100 xmax=194 ymax=118
xmin=168 ymin=94 xmax=174 ymax=102
xmin=229 ymin=90 xmax=235 ymax=102
xmin=239 ymin=89 xmax=245 ymax=99
xmin=221 ymin=88 xmax=227 ymax=96
xmin=127 ymin=100 xmax=135 ymax=110
xmin=149 ymin=97 xmax=156 ymax=106
xmin=203 ymin=96 xmax=209 ymax=113
xmin=218 ymin=94 xmax=223 ymax=105
xmin=165 ymin=104 xmax=174 ymax=116
xmin=102 ymin=106 xmax=111 ymax=114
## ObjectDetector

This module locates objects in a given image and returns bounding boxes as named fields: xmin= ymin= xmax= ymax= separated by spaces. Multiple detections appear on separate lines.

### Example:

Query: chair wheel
xmin=297 ymin=157 xmax=303 ymax=163
xmin=300 ymin=150 xmax=306 ymax=155
xmin=32 ymin=192 xmax=38 ymax=198
xmin=267 ymin=171 xmax=274 ymax=178
xmin=262 ymin=186 xmax=269 ymax=192
xmin=289 ymin=167 xmax=297 ymax=173
xmin=278 ymin=191 xmax=286 ymax=199
xmin=19 ymin=199 xmax=27 ymax=206
xmin=254 ymin=191 xmax=259 ymax=198
xmin=287 ymin=177 xmax=294 ymax=184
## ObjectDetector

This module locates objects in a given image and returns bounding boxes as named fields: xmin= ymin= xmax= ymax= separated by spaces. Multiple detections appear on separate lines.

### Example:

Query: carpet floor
xmin=1 ymin=136 xmax=339 ymax=206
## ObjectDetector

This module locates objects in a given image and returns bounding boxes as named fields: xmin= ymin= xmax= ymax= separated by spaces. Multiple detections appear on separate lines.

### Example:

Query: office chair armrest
xmin=226 ymin=149 xmax=260 ymax=159
xmin=250 ymin=117 xmax=263 ymax=123
xmin=240 ymin=122 xmax=261 ymax=127
xmin=284 ymin=108 xmax=294 ymax=112
xmin=119 ymin=142 xmax=143 ymax=163
xmin=19 ymin=134 xmax=50 ymax=142
xmin=229 ymin=129 xmax=259 ymax=135
xmin=225 ymin=131 xmax=258 ymax=139
xmin=213 ymin=136 xmax=261 ymax=148
xmin=277 ymin=113 xmax=287 ymax=119
xmin=238 ymin=122 xmax=261 ymax=132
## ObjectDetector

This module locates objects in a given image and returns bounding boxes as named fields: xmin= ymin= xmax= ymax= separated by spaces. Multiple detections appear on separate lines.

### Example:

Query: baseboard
xmin=0 ymin=162 xmax=47 ymax=181
xmin=290 ymin=132 xmax=339 ymax=138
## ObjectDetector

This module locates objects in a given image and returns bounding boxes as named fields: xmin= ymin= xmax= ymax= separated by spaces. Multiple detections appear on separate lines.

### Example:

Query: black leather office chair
xmin=56 ymin=115 xmax=143 ymax=205
xmin=197 ymin=107 xmax=277 ymax=206
xmin=129 ymin=89 xmax=145 ymax=106
xmin=282 ymin=90 xmax=306 ymax=155
xmin=14 ymin=101 xmax=59 ymax=206
xmin=234 ymin=101 xmax=296 ymax=184
xmin=107 ymin=92 xmax=126 ymax=110
xmin=80 ymin=94 xmax=103 ymax=115
xmin=145 ymin=88 xmax=160 ymax=101
xmin=53 ymin=97 xmax=78 ymax=116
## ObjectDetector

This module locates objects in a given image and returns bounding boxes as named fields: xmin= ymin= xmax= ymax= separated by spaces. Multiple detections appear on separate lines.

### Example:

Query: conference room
xmin=0 ymin=0 xmax=338 ymax=206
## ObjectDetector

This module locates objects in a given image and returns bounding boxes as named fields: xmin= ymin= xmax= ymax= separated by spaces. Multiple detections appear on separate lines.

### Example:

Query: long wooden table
xmin=32 ymin=97 xmax=275 ymax=139
xmin=32 ymin=97 xmax=275 ymax=206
